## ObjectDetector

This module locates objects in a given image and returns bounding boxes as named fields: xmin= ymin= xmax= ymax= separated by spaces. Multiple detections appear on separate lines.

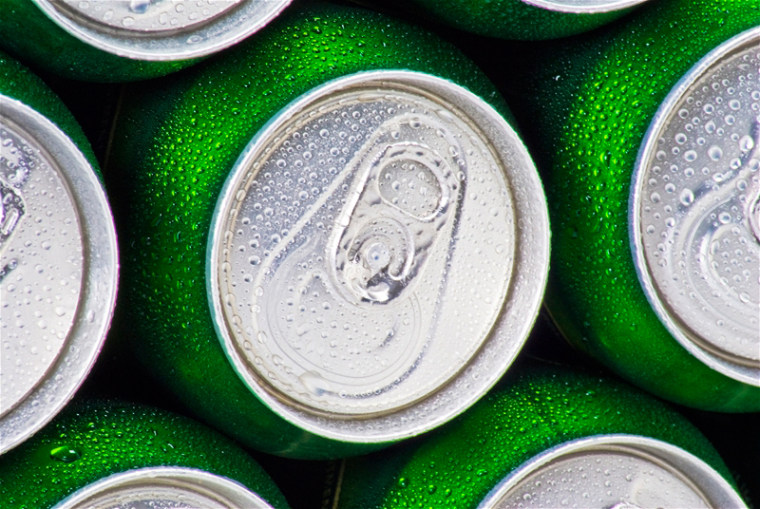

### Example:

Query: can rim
xmin=520 ymin=0 xmax=650 ymax=15
xmin=630 ymin=26 xmax=760 ymax=387
xmin=0 ymin=96 xmax=119 ymax=454
xmin=53 ymin=466 xmax=273 ymax=509
xmin=207 ymin=69 xmax=550 ymax=443
xmin=32 ymin=0 xmax=292 ymax=61
xmin=478 ymin=434 xmax=746 ymax=509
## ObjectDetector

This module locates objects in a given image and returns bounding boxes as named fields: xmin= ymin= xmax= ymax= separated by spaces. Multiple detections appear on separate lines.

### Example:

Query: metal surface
xmin=0 ymin=96 xmax=118 ymax=453
xmin=523 ymin=0 xmax=650 ymax=14
xmin=631 ymin=27 xmax=760 ymax=386
xmin=55 ymin=467 xmax=273 ymax=509
xmin=479 ymin=435 xmax=746 ymax=509
xmin=208 ymin=70 xmax=549 ymax=442
xmin=35 ymin=0 xmax=291 ymax=60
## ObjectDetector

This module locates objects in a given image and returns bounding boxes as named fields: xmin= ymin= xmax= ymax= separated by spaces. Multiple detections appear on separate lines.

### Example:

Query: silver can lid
xmin=208 ymin=70 xmax=550 ymax=443
xmin=55 ymin=467 xmax=274 ymax=508
xmin=0 ymin=96 xmax=118 ymax=453
xmin=479 ymin=435 xmax=747 ymax=509
xmin=631 ymin=28 xmax=760 ymax=386
xmin=35 ymin=0 xmax=292 ymax=61
xmin=520 ymin=0 xmax=650 ymax=15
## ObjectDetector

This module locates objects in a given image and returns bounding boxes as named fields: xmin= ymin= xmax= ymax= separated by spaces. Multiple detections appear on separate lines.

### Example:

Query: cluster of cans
xmin=0 ymin=0 xmax=758 ymax=507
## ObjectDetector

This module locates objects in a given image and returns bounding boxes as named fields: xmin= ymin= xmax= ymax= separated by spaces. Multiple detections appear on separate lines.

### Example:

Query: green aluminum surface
xmin=332 ymin=362 xmax=739 ymax=508
xmin=0 ymin=399 xmax=289 ymax=509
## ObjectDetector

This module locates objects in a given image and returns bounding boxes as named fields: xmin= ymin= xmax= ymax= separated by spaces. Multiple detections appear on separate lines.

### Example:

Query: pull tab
xmin=329 ymin=114 xmax=461 ymax=304
xmin=0 ymin=178 xmax=25 ymax=252
xmin=743 ymin=121 xmax=760 ymax=244
xmin=1 ymin=128 xmax=31 ymax=273
xmin=667 ymin=118 xmax=760 ymax=355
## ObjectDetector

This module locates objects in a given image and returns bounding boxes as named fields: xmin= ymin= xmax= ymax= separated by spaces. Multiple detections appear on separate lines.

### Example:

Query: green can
xmin=357 ymin=0 xmax=651 ymax=40
xmin=0 ymin=399 xmax=289 ymax=508
xmin=328 ymin=362 xmax=748 ymax=508
xmin=0 ymin=0 xmax=291 ymax=82
xmin=108 ymin=2 xmax=550 ymax=459
xmin=508 ymin=0 xmax=760 ymax=410
xmin=0 ymin=51 xmax=118 ymax=454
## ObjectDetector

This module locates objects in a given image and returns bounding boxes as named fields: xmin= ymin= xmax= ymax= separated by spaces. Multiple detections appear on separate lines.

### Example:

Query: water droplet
xmin=50 ymin=446 xmax=81 ymax=463
xmin=679 ymin=189 xmax=694 ymax=206
xmin=129 ymin=0 xmax=150 ymax=14
xmin=708 ymin=145 xmax=723 ymax=161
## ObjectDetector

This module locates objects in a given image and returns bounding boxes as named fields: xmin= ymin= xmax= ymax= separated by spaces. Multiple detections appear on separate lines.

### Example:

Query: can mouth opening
xmin=0 ymin=96 xmax=118 ymax=454
xmin=208 ymin=70 xmax=550 ymax=443
xmin=631 ymin=27 xmax=760 ymax=387
xmin=520 ymin=0 xmax=650 ymax=15
xmin=478 ymin=435 xmax=746 ymax=509
xmin=34 ymin=0 xmax=292 ymax=61
xmin=55 ymin=467 xmax=273 ymax=509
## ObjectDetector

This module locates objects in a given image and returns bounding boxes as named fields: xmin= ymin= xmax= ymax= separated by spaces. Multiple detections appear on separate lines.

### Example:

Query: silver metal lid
xmin=631 ymin=28 xmax=760 ymax=386
xmin=0 ymin=96 xmax=118 ymax=454
xmin=208 ymin=70 xmax=550 ymax=443
xmin=35 ymin=0 xmax=292 ymax=61
xmin=521 ymin=0 xmax=650 ymax=15
xmin=54 ymin=467 xmax=274 ymax=509
xmin=479 ymin=435 xmax=747 ymax=509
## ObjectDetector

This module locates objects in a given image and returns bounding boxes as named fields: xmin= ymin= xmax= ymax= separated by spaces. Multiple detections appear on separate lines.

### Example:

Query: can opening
xmin=208 ymin=70 xmax=550 ymax=442
xmin=631 ymin=28 xmax=760 ymax=386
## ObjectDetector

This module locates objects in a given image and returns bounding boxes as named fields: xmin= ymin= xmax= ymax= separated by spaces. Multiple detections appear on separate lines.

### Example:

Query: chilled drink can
xmin=0 ymin=0 xmax=292 ymax=81
xmin=509 ymin=0 xmax=760 ymax=410
xmin=0 ymin=399 xmax=289 ymax=508
xmin=328 ymin=362 xmax=748 ymax=508
xmin=358 ymin=0 xmax=651 ymax=40
xmin=0 ymin=52 xmax=119 ymax=453
xmin=108 ymin=2 xmax=550 ymax=459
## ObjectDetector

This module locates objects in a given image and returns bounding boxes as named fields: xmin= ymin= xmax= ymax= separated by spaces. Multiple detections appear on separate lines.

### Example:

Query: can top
xmin=56 ymin=467 xmax=274 ymax=509
xmin=0 ymin=96 xmax=118 ymax=453
xmin=631 ymin=27 xmax=760 ymax=386
xmin=208 ymin=70 xmax=550 ymax=443
xmin=521 ymin=0 xmax=650 ymax=14
xmin=35 ymin=0 xmax=291 ymax=61
xmin=479 ymin=435 xmax=746 ymax=509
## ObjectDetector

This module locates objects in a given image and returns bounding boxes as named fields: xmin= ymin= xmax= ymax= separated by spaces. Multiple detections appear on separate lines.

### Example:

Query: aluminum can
xmin=0 ymin=51 xmax=119 ymax=454
xmin=0 ymin=399 xmax=290 ymax=508
xmin=0 ymin=0 xmax=292 ymax=82
xmin=357 ymin=0 xmax=651 ymax=40
xmin=107 ymin=2 xmax=550 ymax=459
xmin=328 ymin=362 xmax=748 ymax=509
xmin=507 ymin=0 xmax=760 ymax=410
